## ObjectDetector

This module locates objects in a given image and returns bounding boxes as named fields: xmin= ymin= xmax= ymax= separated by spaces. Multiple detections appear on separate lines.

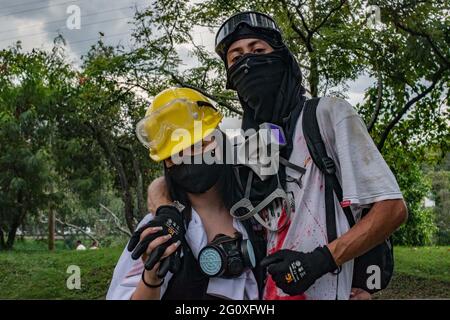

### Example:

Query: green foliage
xmin=0 ymin=45 xmax=73 ymax=249
xmin=394 ymin=208 xmax=437 ymax=246
xmin=427 ymin=152 xmax=450 ymax=245
xmin=1 ymin=0 xmax=448 ymax=249
xmin=383 ymin=145 xmax=437 ymax=245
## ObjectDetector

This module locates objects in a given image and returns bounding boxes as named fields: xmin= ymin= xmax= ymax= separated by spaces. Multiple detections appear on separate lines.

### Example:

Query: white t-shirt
xmin=264 ymin=96 xmax=403 ymax=300
xmin=75 ymin=244 xmax=86 ymax=251
xmin=106 ymin=209 xmax=259 ymax=300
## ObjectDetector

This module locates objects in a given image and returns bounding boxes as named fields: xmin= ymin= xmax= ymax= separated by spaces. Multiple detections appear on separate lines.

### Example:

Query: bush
xmin=393 ymin=208 xmax=437 ymax=246
xmin=384 ymin=146 xmax=438 ymax=246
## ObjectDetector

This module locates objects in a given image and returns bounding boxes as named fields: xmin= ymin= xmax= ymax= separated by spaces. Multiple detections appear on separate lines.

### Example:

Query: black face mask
xmin=227 ymin=51 xmax=286 ymax=124
xmin=227 ymin=47 xmax=304 ymax=134
xmin=166 ymin=161 xmax=223 ymax=194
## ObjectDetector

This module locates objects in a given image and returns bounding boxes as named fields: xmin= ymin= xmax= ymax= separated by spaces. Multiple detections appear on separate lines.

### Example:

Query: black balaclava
xmin=223 ymin=24 xmax=306 ymax=207
xmin=225 ymin=25 xmax=306 ymax=161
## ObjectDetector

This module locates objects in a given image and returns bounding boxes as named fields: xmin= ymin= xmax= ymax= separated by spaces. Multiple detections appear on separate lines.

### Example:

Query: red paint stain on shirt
xmin=263 ymin=206 xmax=306 ymax=300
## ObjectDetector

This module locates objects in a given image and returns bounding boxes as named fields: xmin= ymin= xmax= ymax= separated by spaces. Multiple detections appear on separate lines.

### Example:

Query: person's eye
xmin=231 ymin=54 xmax=242 ymax=63
xmin=254 ymin=48 xmax=266 ymax=54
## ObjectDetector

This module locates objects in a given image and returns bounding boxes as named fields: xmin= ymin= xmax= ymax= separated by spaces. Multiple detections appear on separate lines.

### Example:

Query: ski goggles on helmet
xmin=136 ymin=99 xmax=222 ymax=161
xmin=215 ymin=11 xmax=282 ymax=58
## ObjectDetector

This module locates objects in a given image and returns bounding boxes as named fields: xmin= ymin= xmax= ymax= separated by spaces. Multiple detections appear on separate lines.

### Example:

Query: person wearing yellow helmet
xmin=107 ymin=87 xmax=265 ymax=300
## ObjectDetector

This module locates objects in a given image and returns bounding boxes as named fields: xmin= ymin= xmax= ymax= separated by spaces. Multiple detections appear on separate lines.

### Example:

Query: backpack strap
xmin=302 ymin=98 xmax=356 ymax=244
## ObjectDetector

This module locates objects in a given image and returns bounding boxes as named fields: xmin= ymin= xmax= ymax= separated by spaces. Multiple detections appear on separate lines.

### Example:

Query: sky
xmin=0 ymin=0 xmax=373 ymax=106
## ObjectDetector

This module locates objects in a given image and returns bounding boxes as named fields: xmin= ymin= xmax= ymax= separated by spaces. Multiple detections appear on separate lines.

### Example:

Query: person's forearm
xmin=131 ymin=274 xmax=161 ymax=300
xmin=327 ymin=199 xmax=407 ymax=266
xmin=147 ymin=176 xmax=172 ymax=213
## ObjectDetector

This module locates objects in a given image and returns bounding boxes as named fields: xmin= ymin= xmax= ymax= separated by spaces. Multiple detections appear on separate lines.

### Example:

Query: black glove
xmin=157 ymin=248 xmax=182 ymax=278
xmin=127 ymin=205 xmax=184 ymax=272
xmin=260 ymin=247 xmax=338 ymax=295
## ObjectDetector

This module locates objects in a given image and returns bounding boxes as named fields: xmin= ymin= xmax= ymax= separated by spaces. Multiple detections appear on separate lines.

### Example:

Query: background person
xmin=75 ymin=240 xmax=86 ymax=251
xmin=90 ymin=241 xmax=99 ymax=250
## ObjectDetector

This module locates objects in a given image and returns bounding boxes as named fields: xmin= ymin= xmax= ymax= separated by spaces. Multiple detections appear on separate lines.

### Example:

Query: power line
xmin=0 ymin=0 xmax=50 ymax=12
xmin=0 ymin=5 xmax=139 ymax=35
xmin=0 ymin=0 xmax=143 ymax=19
xmin=69 ymin=31 xmax=132 ymax=45
xmin=33 ymin=31 xmax=133 ymax=52
xmin=0 ymin=15 xmax=135 ymax=43
xmin=0 ymin=0 xmax=87 ymax=18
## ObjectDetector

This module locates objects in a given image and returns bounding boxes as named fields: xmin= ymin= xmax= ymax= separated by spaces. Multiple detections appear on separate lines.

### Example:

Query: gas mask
xmin=198 ymin=232 xmax=256 ymax=278
xmin=227 ymin=123 xmax=305 ymax=232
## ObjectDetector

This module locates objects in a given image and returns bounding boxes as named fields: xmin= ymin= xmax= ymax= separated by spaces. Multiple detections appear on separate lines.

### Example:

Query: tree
xmin=1 ymin=0 xmax=448 ymax=248
xmin=0 ymin=44 xmax=74 ymax=249
xmin=127 ymin=0 xmax=449 ymax=244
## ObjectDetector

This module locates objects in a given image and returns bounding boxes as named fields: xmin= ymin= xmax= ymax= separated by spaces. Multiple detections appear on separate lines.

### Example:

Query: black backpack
xmin=302 ymin=97 xmax=394 ymax=294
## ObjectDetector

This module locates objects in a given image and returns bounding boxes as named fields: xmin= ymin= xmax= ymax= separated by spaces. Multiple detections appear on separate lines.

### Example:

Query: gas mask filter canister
xmin=198 ymin=232 xmax=256 ymax=278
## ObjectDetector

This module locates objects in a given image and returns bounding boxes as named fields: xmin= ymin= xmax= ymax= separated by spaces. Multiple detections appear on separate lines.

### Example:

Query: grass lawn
xmin=0 ymin=244 xmax=448 ymax=299
xmin=0 ymin=244 xmax=124 ymax=299
xmin=373 ymin=246 xmax=450 ymax=299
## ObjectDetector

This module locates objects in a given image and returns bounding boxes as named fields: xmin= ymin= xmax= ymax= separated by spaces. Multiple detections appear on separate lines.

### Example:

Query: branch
xmin=280 ymin=0 xmax=312 ymax=51
xmin=311 ymin=0 xmax=347 ymax=34
xmin=54 ymin=217 xmax=99 ymax=243
xmin=295 ymin=2 xmax=311 ymax=35
xmin=298 ymin=62 xmax=311 ymax=70
xmin=367 ymin=70 xmax=383 ymax=132
xmin=377 ymin=67 xmax=445 ymax=150
xmin=99 ymin=203 xmax=132 ymax=237
xmin=394 ymin=21 xmax=450 ymax=68
xmin=167 ymin=71 xmax=242 ymax=115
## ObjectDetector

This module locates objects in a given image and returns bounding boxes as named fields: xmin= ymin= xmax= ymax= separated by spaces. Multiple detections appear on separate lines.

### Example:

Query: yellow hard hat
xmin=136 ymin=87 xmax=223 ymax=161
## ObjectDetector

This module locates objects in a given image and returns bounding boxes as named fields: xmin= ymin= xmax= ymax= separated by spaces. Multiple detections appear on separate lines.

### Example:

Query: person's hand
xmin=128 ymin=206 xmax=184 ymax=274
xmin=350 ymin=288 xmax=372 ymax=300
xmin=260 ymin=247 xmax=338 ymax=296
xmin=147 ymin=177 xmax=172 ymax=213
xmin=137 ymin=226 xmax=181 ymax=284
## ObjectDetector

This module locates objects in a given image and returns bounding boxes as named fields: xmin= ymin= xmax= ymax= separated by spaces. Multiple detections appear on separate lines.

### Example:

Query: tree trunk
xmin=5 ymin=191 xmax=28 ymax=250
xmin=131 ymin=152 xmax=147 ymax=219
xmin=48 ymin=208 xmax=55 ymax=251
xmin=309 ymin=53 xmax=319 ymax=97
xmin=89 ymin=124 xmax=135 ymax=232
xmin=6 ymin=213 xmax=25 ymax=250
xmin=6 ymin=224 xmax=18 ymax=250
xmin=0 ymin=228 xmax=6 ymax=250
